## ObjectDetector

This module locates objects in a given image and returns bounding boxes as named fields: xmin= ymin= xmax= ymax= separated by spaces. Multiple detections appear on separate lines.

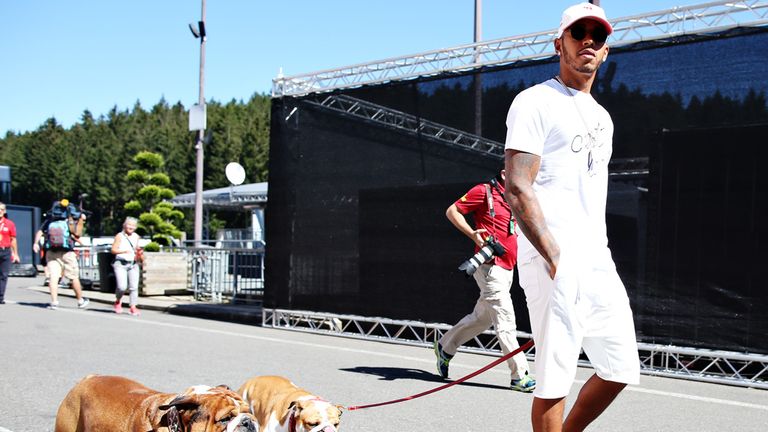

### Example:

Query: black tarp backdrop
xmin=265 ymin=27 xmax=768 ymax=354
xmin=640 ymin=123 xmax=768 ymax=354
xmin=265 ymin=96 xmax=502 ymax=319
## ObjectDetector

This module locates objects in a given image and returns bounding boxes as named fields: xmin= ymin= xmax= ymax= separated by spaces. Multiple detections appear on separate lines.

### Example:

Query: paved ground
xmin=3 ymin=275 xmax=768 ymax=431
xmin=20 ymin=274 xmax=263 ymax=325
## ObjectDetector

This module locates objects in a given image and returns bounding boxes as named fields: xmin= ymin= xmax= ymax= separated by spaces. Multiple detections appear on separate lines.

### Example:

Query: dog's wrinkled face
xmin=160 ymin=385 xmax=257 ymax=432
xmin=293 ymin=398 xmax=343 ymax=432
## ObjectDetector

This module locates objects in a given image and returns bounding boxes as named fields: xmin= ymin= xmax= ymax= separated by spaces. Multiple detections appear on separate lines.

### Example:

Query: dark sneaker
xmin=434 ymin=341 xmax=453 ymax=379
xmin=510 ymin=373 xmax=536 ymax=393
xmin=77 ymin=298 xmax=90 ymax=309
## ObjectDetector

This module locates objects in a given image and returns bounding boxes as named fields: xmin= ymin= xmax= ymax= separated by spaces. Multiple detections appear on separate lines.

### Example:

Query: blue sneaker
xmin=434 ymin=341 xmax=453 ymax=379
xmin=510 ymin=372 xmax=536 ymax=393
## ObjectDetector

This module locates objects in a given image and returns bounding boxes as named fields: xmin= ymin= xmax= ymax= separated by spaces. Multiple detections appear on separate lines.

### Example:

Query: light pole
xmin=189 ymin=0 xmax=207 ymax=247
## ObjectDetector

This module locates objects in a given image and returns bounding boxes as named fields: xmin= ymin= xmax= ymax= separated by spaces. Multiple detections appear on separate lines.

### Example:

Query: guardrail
xmin=73 ymin=244 xmax=108 ymax=289
xmin=183 ymin=246 xmax=265 ymax=303
xmin=263 ymin=308 xmax=768 ymax=389
xmin=67 ymin=243 xmax=264 ymax=303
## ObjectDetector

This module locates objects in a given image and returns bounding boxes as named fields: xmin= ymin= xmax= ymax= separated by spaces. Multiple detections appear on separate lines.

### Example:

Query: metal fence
xmin=263 ymin=308 xmax=768 ymax=389
xmin=183 ymin=246 xmax=265 ymax=303
xmin=68 ymin=242 xmax=264 ymax=303
xmin=73 ymin=244 xmax=107 ymax=289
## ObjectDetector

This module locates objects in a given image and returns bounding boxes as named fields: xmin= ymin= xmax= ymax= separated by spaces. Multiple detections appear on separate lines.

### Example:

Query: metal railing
xmin=181 ymin=246 xmax=265 ymax=303
xmin=61 ymin=242 xmax=265 ymax=303
xmin=263 ymin=308 xmax=768 ymax=389
xmin=73 ymin=244 xmax=109 ymax=289
xmin=273 ymin=0 xmax=768 ymax=97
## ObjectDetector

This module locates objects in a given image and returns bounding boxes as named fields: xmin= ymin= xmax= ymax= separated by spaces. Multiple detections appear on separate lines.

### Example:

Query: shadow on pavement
xmin=167 ymin=303 xmax=262 ymax=326
xmin=339 ymin=366 xmax=509 ymax=391
xmin=14 ymin=301 xmax=52 ymax=309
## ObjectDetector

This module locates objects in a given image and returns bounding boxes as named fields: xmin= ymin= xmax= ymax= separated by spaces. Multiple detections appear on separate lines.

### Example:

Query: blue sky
xmin=1 ymin=1 xmax=691 ymax=136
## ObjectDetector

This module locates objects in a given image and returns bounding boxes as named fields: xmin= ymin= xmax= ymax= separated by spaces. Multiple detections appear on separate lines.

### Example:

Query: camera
xmin=458 ymin=236 xmax=506 ymax=276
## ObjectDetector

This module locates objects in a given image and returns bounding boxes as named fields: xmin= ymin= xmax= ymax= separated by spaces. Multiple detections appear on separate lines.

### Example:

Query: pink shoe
xmin=114 ymin=301 xmax=123 ymax=314
xmin=129 ymin=306 xmax=141 ymax=316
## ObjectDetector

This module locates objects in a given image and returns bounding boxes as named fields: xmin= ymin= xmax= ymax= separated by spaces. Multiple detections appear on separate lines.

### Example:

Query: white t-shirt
xmin=115 ymin=231 xmax=140 ymax=262
xmin=504 ymin=78 xmax=613 ymax=262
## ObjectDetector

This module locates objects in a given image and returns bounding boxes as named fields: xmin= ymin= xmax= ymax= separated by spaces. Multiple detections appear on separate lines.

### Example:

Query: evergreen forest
xmin=0 ymin=94 xmax=271 ymax=238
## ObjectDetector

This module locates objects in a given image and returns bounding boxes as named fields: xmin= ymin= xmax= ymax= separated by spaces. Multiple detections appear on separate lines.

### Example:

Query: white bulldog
xmin=238 ymin=375 xmax=343 ymax=432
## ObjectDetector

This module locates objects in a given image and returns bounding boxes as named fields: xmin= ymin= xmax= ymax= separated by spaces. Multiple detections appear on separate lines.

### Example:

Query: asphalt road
xmin=1 ymin=277 xmax=767 ymax=431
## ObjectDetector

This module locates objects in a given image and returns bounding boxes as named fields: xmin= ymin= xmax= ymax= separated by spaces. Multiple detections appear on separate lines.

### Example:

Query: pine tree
xmin=124 ymin=151 xmax=184 ymax=250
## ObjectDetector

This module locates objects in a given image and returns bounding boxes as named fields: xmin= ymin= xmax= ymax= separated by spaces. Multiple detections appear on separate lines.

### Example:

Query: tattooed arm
xmin=504 ymin=149 xmax=560 ymax=279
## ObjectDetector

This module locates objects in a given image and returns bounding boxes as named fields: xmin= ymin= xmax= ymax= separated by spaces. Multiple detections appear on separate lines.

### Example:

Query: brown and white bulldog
xmin=238 ymin=375 xmax=343 ymax=432
xmin=55 ymin=374 xmax=258 ymax=432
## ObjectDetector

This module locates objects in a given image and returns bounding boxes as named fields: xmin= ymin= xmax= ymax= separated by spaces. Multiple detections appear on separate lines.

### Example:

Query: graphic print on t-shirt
xmin=570 ymin=120 xmax=609 ymax=177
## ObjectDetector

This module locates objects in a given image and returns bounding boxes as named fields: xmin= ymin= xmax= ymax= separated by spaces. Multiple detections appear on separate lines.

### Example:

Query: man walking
xmin=503 ymin=3 xmax=640 ymax=430
xmin=0 ymin=202 xmax=20 ymax=304
xmin=33 ymin=199 xmax=90 ymax=310
xmin=434 ymin=169 xmax=535 ymax=393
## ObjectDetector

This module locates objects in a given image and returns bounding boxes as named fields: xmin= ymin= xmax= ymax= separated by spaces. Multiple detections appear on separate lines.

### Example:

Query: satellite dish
xmin=225 ymin=162 xmax=246 ymax=186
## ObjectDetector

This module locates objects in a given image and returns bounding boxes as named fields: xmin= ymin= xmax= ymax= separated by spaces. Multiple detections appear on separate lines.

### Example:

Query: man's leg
xmin=481 ymin=265 xmax=530 ymax=380
xmin=532 ymin=396 xmax=565 ymax=432
xmin=48 ymin=274 xmax=58 ymax=304
xmin=47 ymin=260 xmax=61 ymax=305
xmin=0 ymin=251 xmax=10 ymax=302
xmin=71 ymin=277 xmax=84 ymax=301
xmin=440 ymin=300 xmax=491 ymax=353
xmin=440 ymin=265 xmax=496 ymax=354
xmin=564 ymin=265 xmax=638 ymax=431
xmin=562 ymin=374 xmax=626 ymax=432
xmin=62 ymin=251 xmax=86 ymax=303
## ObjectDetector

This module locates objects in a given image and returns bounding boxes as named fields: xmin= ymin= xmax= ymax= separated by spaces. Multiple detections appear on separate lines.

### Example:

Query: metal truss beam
xmin=263 ymin=308 xmax=768 ymax=389
xmin=272 ymin=1 xmax=768 ymax=97
xmin=304 ymin=94 xmax=503 ymax=159
xmin=304 ymin=93 xmax=649 ymax=174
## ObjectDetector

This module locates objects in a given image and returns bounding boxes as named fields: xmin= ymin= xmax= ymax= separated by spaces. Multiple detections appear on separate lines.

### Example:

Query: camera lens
xmin=458 ymin=244 xmax=496 ymax=276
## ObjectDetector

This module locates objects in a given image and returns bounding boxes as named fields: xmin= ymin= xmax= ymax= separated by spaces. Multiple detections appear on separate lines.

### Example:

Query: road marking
xmin=0 ymin=426 xmax=15 ymax=432
xmin=627 ymin=387 xmax=768 ymax=411
xmin=58 ymin=307 xmax=768 ymax=412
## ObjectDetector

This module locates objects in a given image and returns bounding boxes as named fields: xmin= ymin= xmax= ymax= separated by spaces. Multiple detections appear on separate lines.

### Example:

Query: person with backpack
xmin=110 ymin=216 xmax=142 ymax=316
xmin=33 ymin=199 xmax=90 ymax=310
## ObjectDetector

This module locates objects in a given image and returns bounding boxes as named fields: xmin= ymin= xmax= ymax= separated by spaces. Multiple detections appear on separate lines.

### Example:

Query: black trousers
xmin=0 ymin=248 xmax=11 ymax=301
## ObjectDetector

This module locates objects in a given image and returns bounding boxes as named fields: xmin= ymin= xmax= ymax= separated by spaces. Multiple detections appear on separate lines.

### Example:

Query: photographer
xmin=434 ymin=169 xmax=535 ymax=393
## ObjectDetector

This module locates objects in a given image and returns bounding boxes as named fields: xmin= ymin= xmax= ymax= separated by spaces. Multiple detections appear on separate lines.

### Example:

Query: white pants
xmin=113 ymin=261 xmax=140 ymax=307
xmin=518 ymin=249 xmax=640 ymax=398
xmin=440 ymin=264 xmax=530 ymax=380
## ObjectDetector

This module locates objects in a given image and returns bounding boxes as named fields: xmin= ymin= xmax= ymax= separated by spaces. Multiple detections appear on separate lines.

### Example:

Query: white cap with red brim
xmin=556 ymin=2 xmax=613 ymax=38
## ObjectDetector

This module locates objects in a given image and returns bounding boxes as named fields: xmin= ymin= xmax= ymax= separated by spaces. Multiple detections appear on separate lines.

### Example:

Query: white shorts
xmin=518 ymin=249 xmax=640 ymax=398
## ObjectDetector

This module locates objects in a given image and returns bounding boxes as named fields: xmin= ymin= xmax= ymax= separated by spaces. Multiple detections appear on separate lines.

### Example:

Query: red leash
xmin=345 ymin=339 xmax=535 ymax=411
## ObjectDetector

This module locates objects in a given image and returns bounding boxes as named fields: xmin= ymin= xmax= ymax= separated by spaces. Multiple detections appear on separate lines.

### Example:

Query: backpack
xmin=45 ymin=219 xmax=74 ymax=251
xmin=49 ymin=201 xmax=69 ymax=220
